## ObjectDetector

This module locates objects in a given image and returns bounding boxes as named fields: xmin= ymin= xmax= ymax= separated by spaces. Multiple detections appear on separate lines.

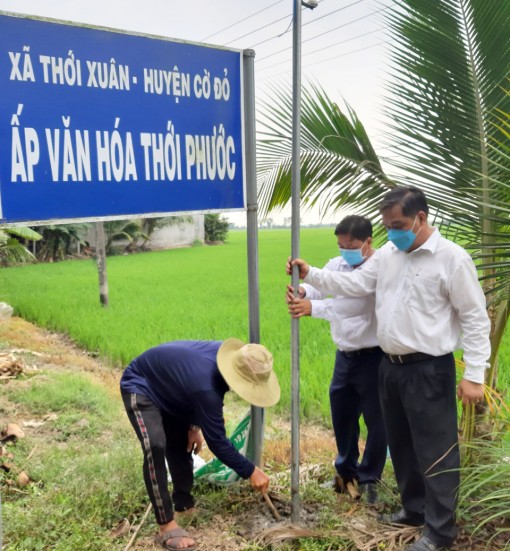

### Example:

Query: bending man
xmin=120 ymin=338 xmax=280 ymax=551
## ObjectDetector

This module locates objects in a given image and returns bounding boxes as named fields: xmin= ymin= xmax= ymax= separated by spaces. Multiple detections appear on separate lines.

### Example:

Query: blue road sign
xmin=0 ymin=13 xmax=245 ymax=224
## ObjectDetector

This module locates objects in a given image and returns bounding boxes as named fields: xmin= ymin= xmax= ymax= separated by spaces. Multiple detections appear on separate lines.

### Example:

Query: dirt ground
xmin=0 ymin=317 xmax=506 ymax=550
xmin=0 ymin=317 xmax=344 ymax=550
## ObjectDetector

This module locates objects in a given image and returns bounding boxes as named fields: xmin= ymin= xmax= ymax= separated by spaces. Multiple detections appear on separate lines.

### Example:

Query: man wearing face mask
xmin=286 ymin=215 xmax=387 ymax=505
xmin=287 ymin=187 xmax=490 ymax=551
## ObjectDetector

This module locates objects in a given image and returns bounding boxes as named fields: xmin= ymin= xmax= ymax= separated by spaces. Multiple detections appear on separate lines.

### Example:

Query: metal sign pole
xmin=243 ymin=49 xmax=264 ymax=466
xmin=291 ymin=0 xmax=302 ymax=524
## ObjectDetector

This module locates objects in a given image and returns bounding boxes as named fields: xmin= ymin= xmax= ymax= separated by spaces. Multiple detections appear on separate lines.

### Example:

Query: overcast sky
xmin=0 ymin=0 xmax=391 ymax=224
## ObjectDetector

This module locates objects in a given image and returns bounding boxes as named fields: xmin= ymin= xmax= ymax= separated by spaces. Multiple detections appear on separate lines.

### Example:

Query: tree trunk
xmin=94 ymin=222 xmax=109 ymax=307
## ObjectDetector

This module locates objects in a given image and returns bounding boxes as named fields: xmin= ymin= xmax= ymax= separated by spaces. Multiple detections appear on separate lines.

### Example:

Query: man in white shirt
xmin=286 ymin=215 xmax=386 ymax=504
xmin=287 ymin=187 xmax=490 ymax=551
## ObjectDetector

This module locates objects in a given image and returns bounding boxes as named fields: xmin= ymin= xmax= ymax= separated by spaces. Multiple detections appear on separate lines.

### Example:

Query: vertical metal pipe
xmin=291 ymin=0 xmax=302 ymax=524
xmin=243 ymin=49 xmax=264 ymax=466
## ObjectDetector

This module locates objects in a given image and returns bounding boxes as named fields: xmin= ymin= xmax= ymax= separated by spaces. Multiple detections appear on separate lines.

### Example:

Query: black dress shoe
xmin=378 ymin=507 xmax=425 ymax=526
xmin=404 ymin=535 xmax=451 ymax=550
xmin=359 ymin=482 xmax=378 ymax=505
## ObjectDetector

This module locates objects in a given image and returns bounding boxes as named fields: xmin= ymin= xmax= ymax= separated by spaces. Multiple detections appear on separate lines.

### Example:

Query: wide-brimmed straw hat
xmin=217 ymin=338 xmax=280 ymax=408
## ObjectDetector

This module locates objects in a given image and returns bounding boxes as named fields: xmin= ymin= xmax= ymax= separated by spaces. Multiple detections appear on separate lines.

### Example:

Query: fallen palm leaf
xmin=254 ymin=514 xmax=422 ymax=550
xmin=255 ymin=524 xmax=318 ymax=545
xmin=345 ymin=516 xmax=420 ymax=551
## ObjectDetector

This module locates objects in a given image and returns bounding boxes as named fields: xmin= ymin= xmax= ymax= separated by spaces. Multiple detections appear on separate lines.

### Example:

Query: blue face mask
xmin=339 ymin=241 xmax=366 ymax=267
xmin=387 ymin=217 xmax=418 ymax=251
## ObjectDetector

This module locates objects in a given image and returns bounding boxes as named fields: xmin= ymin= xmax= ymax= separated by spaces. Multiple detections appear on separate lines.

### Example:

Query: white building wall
xmin=149 ymin=215 xmax=204 ymax=249
xmin=85 ymin=214 xmax=204 ymax=251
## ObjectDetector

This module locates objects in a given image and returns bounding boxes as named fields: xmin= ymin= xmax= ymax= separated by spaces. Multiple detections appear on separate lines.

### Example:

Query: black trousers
xmin=330 ymin=347 xmax=387 ymax=484
xmin=122 ymin=392 xmax=194 ymax=525
xmin=379 ymin=353 xmax=459 ymax=546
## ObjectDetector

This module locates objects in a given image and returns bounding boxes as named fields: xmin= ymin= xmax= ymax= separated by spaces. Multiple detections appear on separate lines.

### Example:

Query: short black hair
xmin=334 ymin=215 xmax=372 ymax=240
xmin=379 ymin=186 xmax=429 ymax=217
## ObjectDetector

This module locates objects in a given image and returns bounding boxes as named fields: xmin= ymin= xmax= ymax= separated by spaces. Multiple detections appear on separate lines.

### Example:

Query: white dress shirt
xmin=302 ymin=256 xmax=378 ymax=352
xmin=304 ymin=229 xmax=490 ymax=383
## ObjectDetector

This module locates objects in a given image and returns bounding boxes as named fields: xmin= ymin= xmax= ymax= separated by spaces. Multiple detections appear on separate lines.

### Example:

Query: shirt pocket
xmin=406 ymin=275 xmax=444 ymax=313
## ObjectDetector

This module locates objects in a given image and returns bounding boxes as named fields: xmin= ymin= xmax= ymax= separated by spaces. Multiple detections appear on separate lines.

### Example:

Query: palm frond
xmin=383 ymin=0 xmax=510 ymax=227
xmin=0 ymin=234 xmax=36 ymax=263
xmin=1 ymin=226 xmax=42 ymax=241
xmin=257 ymin=82 xmax=393 ymax=219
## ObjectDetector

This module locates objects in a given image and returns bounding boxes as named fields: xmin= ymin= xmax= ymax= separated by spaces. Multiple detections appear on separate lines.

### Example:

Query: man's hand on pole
xmin=285 ymin=284 xmax=305 ymax=303
xmin=286 ymin=257 xmax=310 ymax=279
xmin=286 ymin=285 xmax=311 ymax=318
xmin=288 ymin=298 xmax=312 ymax=318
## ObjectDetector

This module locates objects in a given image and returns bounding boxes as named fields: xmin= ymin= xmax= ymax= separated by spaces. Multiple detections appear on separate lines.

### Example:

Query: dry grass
xmin=0 ymin=317 xmax=123 ymax=399
xmin=264 ymin=429 xmax=338 ymax=467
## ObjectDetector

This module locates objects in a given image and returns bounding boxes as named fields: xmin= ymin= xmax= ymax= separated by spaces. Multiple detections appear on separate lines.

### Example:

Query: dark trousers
xmin=122 ymin=392 xmax=194 ymax=525
xmin=330 ymin=347 xmax=387 ymax=484
xmin=379 ymin=353 xmax=459 ymax=546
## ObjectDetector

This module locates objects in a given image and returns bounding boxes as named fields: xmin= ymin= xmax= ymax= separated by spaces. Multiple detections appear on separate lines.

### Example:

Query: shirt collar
xmin=413 ymin=227 xmax=440 ymax=254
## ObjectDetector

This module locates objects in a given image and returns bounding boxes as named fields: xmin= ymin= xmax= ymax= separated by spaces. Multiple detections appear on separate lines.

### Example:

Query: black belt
xmin=386 ymin=352 xmax=435 ymax=365
xmin=342 ymin=347 xmax=380 ymax=358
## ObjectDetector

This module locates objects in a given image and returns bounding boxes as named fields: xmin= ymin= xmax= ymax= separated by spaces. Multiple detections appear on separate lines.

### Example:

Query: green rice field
xmin=1 ymin=227 xmax=508 ymax=422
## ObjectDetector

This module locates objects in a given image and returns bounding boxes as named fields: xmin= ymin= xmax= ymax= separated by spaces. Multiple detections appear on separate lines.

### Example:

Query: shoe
xmin=378 ymin=507 xmax=425 ymax=527
xmin=404 ymin=535 xmax=451 ymax=550
xmin=155 ymin=527 xmax=197 ymax=551
xmin=359 ymin=482 xmax=378 ymax=505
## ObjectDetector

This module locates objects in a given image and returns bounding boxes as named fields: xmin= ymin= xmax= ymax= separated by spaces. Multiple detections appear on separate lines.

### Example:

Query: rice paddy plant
xmin=0 ymin=228 xmax=338 ymax=421
xmin=1 ymin=227 xmax=509 ymax=423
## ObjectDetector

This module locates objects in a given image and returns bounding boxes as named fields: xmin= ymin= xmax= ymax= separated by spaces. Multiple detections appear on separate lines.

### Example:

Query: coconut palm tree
xmin=0 ymin=226 xmax=41 ymax=265
xmin=258 ymin=0 xmax=510 ymax=392
xmin=103 ymin=220 xmax=148 ymax=255
xmin=36 ymin=224 xmax=89 ymax=262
